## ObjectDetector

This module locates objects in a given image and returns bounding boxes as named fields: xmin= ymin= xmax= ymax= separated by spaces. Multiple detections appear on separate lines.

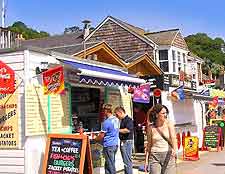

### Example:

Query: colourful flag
xmin=208 ymin=96 xmax=218 ymax=110
xmin=171 ymin=85 xmax=185 ymax=101
xmin=133 ymin=83 xmax=150 ymax=103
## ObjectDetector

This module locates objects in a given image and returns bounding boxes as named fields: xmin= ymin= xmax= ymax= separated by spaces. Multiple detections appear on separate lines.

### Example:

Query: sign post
xmin=43 ymin=134 xmax=93 ymax=174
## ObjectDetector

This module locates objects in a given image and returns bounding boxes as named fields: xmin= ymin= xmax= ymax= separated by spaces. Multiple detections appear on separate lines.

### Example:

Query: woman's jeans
xmin=149 ymin=151 xmax=176 ymax=174
xmin=120 ymin=140 xmax=133 ymax=174
xmin=103 ymin=145 xmax=118 ymax=174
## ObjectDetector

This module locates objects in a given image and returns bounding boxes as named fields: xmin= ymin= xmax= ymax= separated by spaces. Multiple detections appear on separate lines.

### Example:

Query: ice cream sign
xmin=0 ymin=61 xmax=15 ymax=94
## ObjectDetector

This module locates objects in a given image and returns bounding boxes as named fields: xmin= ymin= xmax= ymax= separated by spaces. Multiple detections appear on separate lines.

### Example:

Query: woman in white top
xmin=145 ymin=104 xmax=177 ymax=174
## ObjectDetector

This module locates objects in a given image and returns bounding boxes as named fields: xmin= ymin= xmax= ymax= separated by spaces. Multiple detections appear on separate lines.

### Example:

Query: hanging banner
xmin=133 ymin=83 xmax=150 ymax=103
xmin=0 ymin=92 xmax=18 ymax=148
xmin=42 ymin=66 xmax=64 ymax=95
xmin=184 ymin=136 xmax=199 ymax=161
xmin=0 ymin=60 xmax=15 ymax=94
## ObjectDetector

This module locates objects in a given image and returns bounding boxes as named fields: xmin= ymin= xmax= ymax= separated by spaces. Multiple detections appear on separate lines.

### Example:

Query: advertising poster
xmin=0 ymin=60 xmax=15 ymax=94
xmin=0 ymin=93 xmax=18 ymax=148
xmin=42 ymin=66 xmax=64 ymax=95
xmin=184 ymin=136 xmax=199 ymax=161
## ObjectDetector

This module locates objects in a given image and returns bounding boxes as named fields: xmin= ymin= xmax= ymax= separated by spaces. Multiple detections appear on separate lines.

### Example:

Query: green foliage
xmin=185 ymin=33 xmax=225 ymax=77
xmin=8 ymin=21 xmax=50 ymax=40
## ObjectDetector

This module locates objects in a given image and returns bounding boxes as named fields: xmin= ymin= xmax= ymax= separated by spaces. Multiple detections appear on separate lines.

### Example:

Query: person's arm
xmin=95 ymin=121 xmax=107 ymax=141
xmin=119 ymin=118 xmax=133 ymax=134
xmin=119 ymin=128 xmax=130 ymax=134
xmin=144 ymin=124 xmax=152 ymax=172
xmin=95 ymin=131 xmax=105 ymax=141
xmin=168 ymin=121 xmax=178 ymax=156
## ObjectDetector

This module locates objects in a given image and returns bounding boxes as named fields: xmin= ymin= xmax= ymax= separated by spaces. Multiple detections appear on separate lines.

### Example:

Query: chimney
xmin=82 ymin=20 xmax=91 ymax=39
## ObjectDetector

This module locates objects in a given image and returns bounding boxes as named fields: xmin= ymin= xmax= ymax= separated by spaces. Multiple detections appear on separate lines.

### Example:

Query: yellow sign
xmin=49 ymin=90 xmax=71 ymax=133
xmin=184 ymin=136 xmax=199 ymax=160
xmin=121 ymin=93 xmax=132 ymax=117
xmin=210 ymin=89 xmax=225 ymax=98
xmin=0 ymin=93 xmax=18 ymax=149
xmin=25 ymin=85 xmax=48 ymax=136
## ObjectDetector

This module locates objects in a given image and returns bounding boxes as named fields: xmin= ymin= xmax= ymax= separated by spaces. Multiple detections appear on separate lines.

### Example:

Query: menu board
xmin=0 ymin=92 xmax=19 ymax=149
xmin=43 ymin=134 xmax=93 ymax=174
xmin=49 ymin=89 xmax=71 ymax=134
xmin=25 ymin=85 xmax=48 ymax=136
xmin=121 ymin=93 xmax=133 ymax=118
xmin=210 ymin=119 xmax=225 ymax=146
xmin=106 ymin=88 xmax=122 ymax=111
xmin=204 ymin=125 xmax=221 ymax=149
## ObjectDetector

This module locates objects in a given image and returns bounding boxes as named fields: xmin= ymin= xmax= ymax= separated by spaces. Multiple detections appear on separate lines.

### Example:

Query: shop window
xmin=71 ymin=87 xmax=101 ymax=132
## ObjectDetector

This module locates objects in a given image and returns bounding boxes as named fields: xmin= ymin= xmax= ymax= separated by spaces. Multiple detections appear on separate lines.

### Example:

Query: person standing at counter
xmin=114 ymin=106 xmax=134 ymax=174
xmin=95 ymin=104 xmax=119 ymax=174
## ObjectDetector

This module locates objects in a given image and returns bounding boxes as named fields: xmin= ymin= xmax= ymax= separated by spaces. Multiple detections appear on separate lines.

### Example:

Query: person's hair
xmin=147 ymin=104 xmax=169 ymax=125
xmin=114 ymin=106 xmax=126 ymax=113
xmin=102 ymin=104 xmax=113 ymax=114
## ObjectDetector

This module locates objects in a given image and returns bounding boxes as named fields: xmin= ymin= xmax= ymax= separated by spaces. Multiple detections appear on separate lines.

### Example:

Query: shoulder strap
xmin=156 ymin=127 xmax=173 ymax=148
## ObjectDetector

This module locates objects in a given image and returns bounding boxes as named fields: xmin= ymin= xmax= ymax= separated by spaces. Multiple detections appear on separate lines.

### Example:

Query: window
xmin=160 ymin=62 xmax=169 ymax=72
xmin=172 ymin=50 xmax=176 ymax=61
xmin=159 ymin=50 xmax=168 ymax=60
xmin=183 ymin=53 xmax=186 ymax=63
xmin=159 ymin=50 xmax=169 ymax=72
xmin=177 ymin=52 xmax=181 ymax=62
xmin=172 ymin=50 xmax=176 ymax=72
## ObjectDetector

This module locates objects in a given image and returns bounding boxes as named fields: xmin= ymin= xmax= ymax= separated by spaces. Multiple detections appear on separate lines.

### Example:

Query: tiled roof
xmin=109 ymin=16 xmax=146 ymax=36
xmin=102 ymin=16 xmax=156 ymax=47
xmin=125 ymin=51 xmax=147 ymax=63
xmin=21 ymin=32 xmax=84 ymax=48
xmin=47 ymin=42 xmax=99 ymax=55
xmin=144 ymin=29 xmax=179 ymax=45
xmin=188 ymin=52 xmax=203 ymax=62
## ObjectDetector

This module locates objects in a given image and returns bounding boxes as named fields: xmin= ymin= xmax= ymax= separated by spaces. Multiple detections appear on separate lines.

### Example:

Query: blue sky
xmin=4 ymin=0 xmax=225 ymax=39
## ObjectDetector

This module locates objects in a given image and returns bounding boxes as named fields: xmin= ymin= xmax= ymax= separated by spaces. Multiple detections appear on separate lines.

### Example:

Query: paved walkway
xmin=117 ymin=149 xmax=225 ymax=174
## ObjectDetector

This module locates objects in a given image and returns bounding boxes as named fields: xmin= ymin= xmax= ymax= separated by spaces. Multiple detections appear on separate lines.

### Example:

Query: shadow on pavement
xmin=211 ymin=163 xmax=225 ymax=166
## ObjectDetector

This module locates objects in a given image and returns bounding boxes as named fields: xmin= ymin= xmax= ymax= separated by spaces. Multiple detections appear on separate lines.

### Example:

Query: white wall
xmin=0 ymin=51 xmax=25 ymax=173
xmin=162 ymin=91 xmax=205 ymax=149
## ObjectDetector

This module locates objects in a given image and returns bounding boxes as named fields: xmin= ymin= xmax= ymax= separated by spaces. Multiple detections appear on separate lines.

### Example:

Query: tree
xmin=8 ymin=21 xmax=50 ymax=40
xmin=64 ymin=26 xmax=82 ymax=34
xmin=185 ymin=33 xmax=225 ymax=78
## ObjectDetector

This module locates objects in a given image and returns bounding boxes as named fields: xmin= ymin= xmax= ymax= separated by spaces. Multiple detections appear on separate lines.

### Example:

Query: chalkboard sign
xmin=210 ymin=119 xmax=225 ymax=147
xmin=43 ymin=134 xmax=93 ymax=174
xmin=204 ymin=125 xmax=221 ymax=150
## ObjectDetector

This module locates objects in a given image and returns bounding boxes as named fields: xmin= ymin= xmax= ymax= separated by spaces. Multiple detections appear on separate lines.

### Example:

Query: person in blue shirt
xmin=114 ymin=106 xmax=134 ymax=174
xmin=95 ymin=104 xmax=119 ymax=174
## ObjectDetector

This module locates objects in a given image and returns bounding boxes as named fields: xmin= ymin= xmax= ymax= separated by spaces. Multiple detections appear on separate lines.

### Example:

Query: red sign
xmin=0 ymin=60 xmax=15 ymax=94
xmin=153 ymin=88 xmax=161 ymax=98
xmin=42 ymin=66 xmax=64 ymax=95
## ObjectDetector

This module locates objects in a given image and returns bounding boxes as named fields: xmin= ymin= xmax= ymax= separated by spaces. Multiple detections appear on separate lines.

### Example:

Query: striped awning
xmin=63 ymin=60 xmax=145 ymax=87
